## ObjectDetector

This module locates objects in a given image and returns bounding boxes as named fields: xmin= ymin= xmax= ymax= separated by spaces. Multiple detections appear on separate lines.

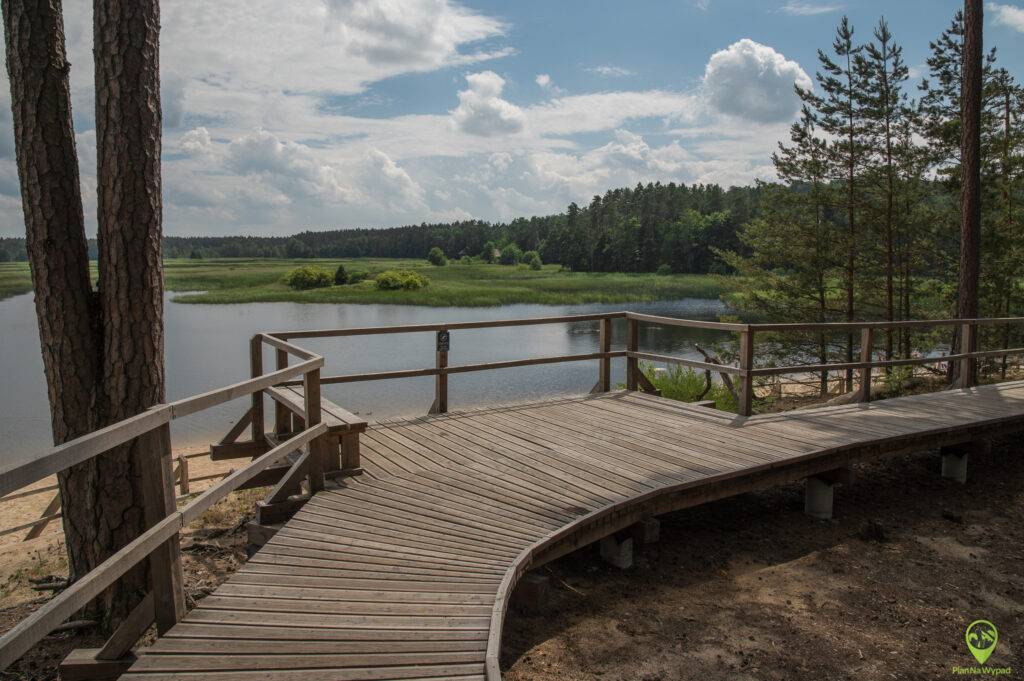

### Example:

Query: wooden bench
xmin=265 ymin=385 xmax=367 ymax=474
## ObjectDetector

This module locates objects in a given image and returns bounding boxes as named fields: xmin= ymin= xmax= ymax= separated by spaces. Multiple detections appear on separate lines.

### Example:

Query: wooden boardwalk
xmin=121 ymin=380 xmax=1024 ymax=681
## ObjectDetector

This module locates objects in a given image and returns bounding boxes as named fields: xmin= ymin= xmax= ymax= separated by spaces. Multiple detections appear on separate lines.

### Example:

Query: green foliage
xmin=189 ymin=248 xmax=203 ymax=260
xmin=333 ymin=264 xmax=349 ymax=285
xmin=347 ymin=270 xmax=369 ymax=284
xmin=285 ymin=265 xmax=333 ymax=290
xmin=375 ymin=269 xmax=429 ymax=291
xmin=524 ymin=250 xmax=542 ymax=270
xmin=640 ymin=362 xmax=738 ymax=413
xmin=427 ymin=246 xmax=447 ymax=266
xmin=655 ymin=263 xmax=672 ymax=276
xmin=284 ymin=238 xmax=311 ymax=259
xmin=480 ymin=241 xmax=498 ymax=263
xmin=499 ymin=243 xmax=523 ymax=265
xmin=459 ymin=255 xmax=473 ymax=265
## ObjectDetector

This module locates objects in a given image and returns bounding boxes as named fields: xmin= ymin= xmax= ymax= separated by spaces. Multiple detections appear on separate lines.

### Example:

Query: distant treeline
xmin=0 ymin=182 xmax=762 ymax=274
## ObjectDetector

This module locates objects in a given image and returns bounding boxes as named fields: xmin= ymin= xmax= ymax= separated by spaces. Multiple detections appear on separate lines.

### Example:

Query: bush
xmin=334 ymin=264 xmax=349 ymax=285
xmin=656 ymin=263 xmax=672 ymax=276
xmin=427 ymin=246 xmax=447 ymax=266
xmin=481 ymin=241 xmax=497 ymax=263
xmin=459 ymin=255 xmax=473 ymax=265
xmin=499 ymin=243 xmax=523 ymax=265
xmin=640 ymin=361 xmax=738 ymax=413
xmin=375 ymin=269 xmax=429 ymax=291
xmin=285 ymin=265 xmax=333 ymax=290
xmin=523 ymin=250 xmax=542 ymax=270
xmin=348 ymin=270 xmax=370 ymax=284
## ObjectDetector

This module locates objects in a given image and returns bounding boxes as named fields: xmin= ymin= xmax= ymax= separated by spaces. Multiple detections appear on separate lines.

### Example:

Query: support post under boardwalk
xmin=941 ymin=443 xmax=970 ymax=483
xmin=858 ymin=327 xmax=873 ymax=402
xmin=249 ymin=335 xmax=265 ymax=444
xmin=804 ymin=476 xmax=834 ymax=520
xmin=738 ymin=329 xmax=755 ymax=416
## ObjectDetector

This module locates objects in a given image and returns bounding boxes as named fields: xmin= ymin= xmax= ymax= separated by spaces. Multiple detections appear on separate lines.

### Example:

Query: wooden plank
xmin=267 ymin=386 xmax=367 ymax=432
xmin=218 ymin=408 xmax=253 ymax=446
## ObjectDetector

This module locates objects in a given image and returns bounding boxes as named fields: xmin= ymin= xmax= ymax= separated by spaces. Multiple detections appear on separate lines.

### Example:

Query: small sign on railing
xmin=437 ymin=330 xmax=450 ymax=353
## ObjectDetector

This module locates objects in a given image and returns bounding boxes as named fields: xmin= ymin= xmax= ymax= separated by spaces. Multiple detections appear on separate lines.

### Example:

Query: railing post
xmin=138 ymin=423 xmax=185 ymax=634
xmin=738 ymin=329 xmax=754 ymax=416
xmin=626 ymin=317 xmax=639 ymax=391
xmin=304 ymin=368 xmax=327 ymax=493
xmin=431 ymin=329 xmax=449 ymax=414
xmin=249 ymin=335 xmax=265 ymax=444
xmin=274 ymin=348 xmax=290 ymax=435
xmin=859 ymin=327 xmax=873 ymax=402
xmin=959 ymin=321 xmax=975 ymax=389
xmin=598 ymin=316 xmax=612 ymax=392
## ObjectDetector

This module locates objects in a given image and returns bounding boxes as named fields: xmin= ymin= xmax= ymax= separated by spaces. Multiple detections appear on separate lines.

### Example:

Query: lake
xmin=0 ymin=293 xmax=731 ymax=459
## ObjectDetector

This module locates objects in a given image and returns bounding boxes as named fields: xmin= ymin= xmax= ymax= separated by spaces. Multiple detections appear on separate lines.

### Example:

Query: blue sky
xmin=0 ymin=0 xmax=1022 ymax=237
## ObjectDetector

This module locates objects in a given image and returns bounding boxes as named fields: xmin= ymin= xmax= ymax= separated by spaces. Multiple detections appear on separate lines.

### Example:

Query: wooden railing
xmin=0 ymin=341 xmax=330 ymax=674
xmin=1 ymin=311 xmax=1021 ymax=676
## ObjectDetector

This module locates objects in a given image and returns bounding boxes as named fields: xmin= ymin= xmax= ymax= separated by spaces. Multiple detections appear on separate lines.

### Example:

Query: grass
xmin=164 ymin=258 xmax=730 ymax=306
xmin=1 ymin=258 xmax=731 ymax=306
xmin=641 ymin=361 xmax=739 ymax=413
xmin=0 ymin=262 xmax=32 ymax=300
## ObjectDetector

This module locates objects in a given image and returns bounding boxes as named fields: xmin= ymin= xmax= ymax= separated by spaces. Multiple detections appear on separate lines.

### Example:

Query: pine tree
xmin=798 ymin=17 xmax=867 ymax=389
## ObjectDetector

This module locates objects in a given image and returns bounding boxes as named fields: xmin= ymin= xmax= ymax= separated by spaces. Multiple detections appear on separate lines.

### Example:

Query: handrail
xmin=0 ymin=333 xmax=331 ymax=673
xmin=0 ymin=425 xmax=325 ymax=670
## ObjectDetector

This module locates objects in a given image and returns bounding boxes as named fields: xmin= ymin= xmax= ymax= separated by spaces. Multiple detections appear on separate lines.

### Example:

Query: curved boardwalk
xmin=122 ymin=381 xmax=1024 ymax=680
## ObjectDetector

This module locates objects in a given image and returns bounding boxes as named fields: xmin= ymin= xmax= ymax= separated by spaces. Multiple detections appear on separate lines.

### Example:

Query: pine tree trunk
xmin=91 ymin=0 xmax=167 ymax=626
xmin=957 ymin=0 xmax=983 ymax=381
xmin=2 ymin=0 xmax=168 ymax=630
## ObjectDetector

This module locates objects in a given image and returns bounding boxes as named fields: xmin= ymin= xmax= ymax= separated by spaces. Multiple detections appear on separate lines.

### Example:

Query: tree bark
xmin=956 ymin=0 xmax=982 ymax=381
xmin=2 ymin=0 xmax=170 ymax=630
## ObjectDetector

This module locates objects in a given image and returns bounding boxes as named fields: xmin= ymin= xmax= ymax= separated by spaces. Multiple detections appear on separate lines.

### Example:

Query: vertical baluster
xmin=274 ymin=348 xmax=289 ymax=435
xmin=431 ymin=329 xmax=449 ymax=413
xmin=626 ymin=317 xmax=639 ymax=391
xmin=304 ymin=368 xmax=327 ymax=493
xmin=959 ymin=321 xmax=975 ymax=389
xmin=598 ymin=316 xmax=612 ymax=392
xmin=859 ymin=327 xmax=873 ymax=402
xmin=249 ymin=335 xmax=265 ymax=445
xmin=738 ymin=329 xmax=755 ymax=417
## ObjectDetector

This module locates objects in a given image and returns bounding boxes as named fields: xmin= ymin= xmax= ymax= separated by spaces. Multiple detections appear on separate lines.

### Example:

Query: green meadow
xmin=0 ymin=259 xmax=731 ymax=306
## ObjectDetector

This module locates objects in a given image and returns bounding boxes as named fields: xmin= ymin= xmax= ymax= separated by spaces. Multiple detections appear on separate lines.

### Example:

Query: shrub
xmin=481 ymin=241 xmax=498 ymax=263
xmin=375 ymin=269 xmax=429 ymax=290
xmin=427 ymin=246 xmax=447 ymax=266
xmin=348 ymin=270 xmax=369 ymax=284
xmin=499 ymin=243 xmax=523 ymax=265
xmin=524 ymin=250 xmax=542 ymax=270
xmin=333 ymin=264 xmax=349 ymax=285
xmin=459 ymin=255 xmax=473 ymax=265
xmin=189 ymin=248 xmax=203 ymax=260
xmin=656 ymin=263 xmax=672 ymax=276
xmin=285 ymin=265 xmax=333 ymax=290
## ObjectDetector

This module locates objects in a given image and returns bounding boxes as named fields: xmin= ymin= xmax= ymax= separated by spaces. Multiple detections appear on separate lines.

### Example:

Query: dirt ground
xmin=501 ymin=437 xmax=1024 ymax=680
xmin=0 ymin=435 xmax=1021 ymax=680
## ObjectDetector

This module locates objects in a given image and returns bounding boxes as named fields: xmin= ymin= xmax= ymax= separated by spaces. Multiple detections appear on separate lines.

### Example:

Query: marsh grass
xmin=164 ymin=258 xmax=731 ymax=306
xmin=1 ymin=258 xmax=731 ymax=306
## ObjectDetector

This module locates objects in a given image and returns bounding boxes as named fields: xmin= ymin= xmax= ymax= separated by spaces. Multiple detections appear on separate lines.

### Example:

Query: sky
xmin=0 ymin=0 xmax=1022 ymax=238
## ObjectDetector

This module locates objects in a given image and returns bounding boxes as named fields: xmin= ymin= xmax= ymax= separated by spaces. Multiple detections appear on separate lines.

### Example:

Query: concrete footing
xmin=941 ymin=444 xmax=970 ymax=484
xmin=599 ymin=533 xmax=634 ymax=569
xmin=804 ymin=476 xmax=835 ymax=520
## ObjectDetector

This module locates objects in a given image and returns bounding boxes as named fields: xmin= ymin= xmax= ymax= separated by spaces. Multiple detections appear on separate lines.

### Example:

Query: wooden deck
xmin=118 ymin=380 xmax=1024 ymax=680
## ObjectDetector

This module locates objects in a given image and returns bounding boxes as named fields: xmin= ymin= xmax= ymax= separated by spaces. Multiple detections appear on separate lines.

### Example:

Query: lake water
xmin=0 ymin=293 xmax=730 ymax=460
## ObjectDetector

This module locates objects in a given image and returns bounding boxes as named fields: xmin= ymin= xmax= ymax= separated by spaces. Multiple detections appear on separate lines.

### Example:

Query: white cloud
xmin=529 ymin=90 xmax=700 ymax=137
xmin=779 ymin=1 xmax=844 ymax=15
xmin=587 ymin=65 xmax=636 ymax=78
xmin=180 ymin=127 xmax=214 ymax=157
xmin=226 ymin=129 xmax=360 ymax=204
xmin=451 ymin=71 xmax=526 ymax=136
xmin=360 ymin=149 xmax=426 ymax=210
xmin=702 ymin=39 xmax=811 ymax=123
xmin=535 ymin=73 xmax=565 ymax=96
xmin=988 ymin=3 xmax=1024 ymax=32
xmin=694 ymin=0 xmax=711 ymax=11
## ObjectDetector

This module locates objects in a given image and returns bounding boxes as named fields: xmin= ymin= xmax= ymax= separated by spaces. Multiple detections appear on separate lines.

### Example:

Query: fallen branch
xmin=693 ymin=344 xmax=740 ymax=403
